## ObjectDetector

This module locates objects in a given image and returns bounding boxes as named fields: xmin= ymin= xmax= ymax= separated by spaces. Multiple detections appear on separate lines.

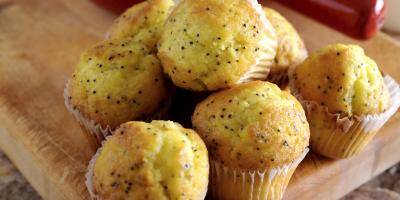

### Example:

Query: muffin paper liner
xmin=85 ymin=139 xmax=104 ymax=200
xmin=267 ymin=48 xmax=308 ymax=87
xmin=210 ymin=149 xmax=308 ymax=200
xmin=64 ymin=81 xmax=112 ymax=148
xmin=238 ymin=63 xmax=272 ymax=84
xmin=266 ymin=67 xmax=289 ymax=87
xmin=288 ymin=73 xmax=400 ymax=158
xmin=63 ymin=81 xmax=172 ymax=148
xmin=237 ymin=0 xmax=277 ymax=84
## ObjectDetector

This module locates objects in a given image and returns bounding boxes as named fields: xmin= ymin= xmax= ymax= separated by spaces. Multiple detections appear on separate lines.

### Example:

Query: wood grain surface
xmin=0 ymin=0 xmax=399 ymax=200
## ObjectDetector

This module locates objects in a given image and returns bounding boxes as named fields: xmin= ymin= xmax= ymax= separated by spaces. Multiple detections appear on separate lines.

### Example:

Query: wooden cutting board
xmin=0 ymin=0 xmax=399 ymax=199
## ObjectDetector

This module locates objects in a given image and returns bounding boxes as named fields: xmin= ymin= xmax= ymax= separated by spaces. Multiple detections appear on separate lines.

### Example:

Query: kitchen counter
xmin=0 ymin=151 xmax=41 ymax=200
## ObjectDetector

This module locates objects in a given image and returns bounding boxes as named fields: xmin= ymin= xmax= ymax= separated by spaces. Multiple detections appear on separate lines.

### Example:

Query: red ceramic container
xmin=278 ymin=0 xmax=387 ymax=40
xmin=90 ymin=0 xmax=386 ymax=40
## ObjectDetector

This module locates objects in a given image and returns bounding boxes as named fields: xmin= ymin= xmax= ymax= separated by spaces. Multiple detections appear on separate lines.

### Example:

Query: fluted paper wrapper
xmin=63 ymin=82 xmax=111 ymax=149
xmin=266 ymin=67 xmax=289 ymax=87
xmin=63 ymin=81 xmax=171 ymax=148
xmin=85 ymin=141 xmax=104 ymax=200
xmin=210 ymin=149 xmax=308 ymax=200
xmin=236 ymin=0 xmax=277 ymax=84
xmin=289 ymin=75 xmax=400 ymax=159
xmin=266 ymin=48 xmax=308 ymax=87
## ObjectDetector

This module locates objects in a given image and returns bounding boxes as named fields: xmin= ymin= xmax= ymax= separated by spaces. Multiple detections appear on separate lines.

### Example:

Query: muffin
xmin=158 ymin=0 xmax=277 ymax=91
xmin=86 ymin=120 xmax=209 ymax=200
xmin=289 ymin=44 xmax=400 ymax=159
xmin=263 ymin=7 xmax=307 ymax=85
xmin=107 ymin=0 xmax=175 ymax=50
xmin=64 ymin=37 xmax=173 ymax=148
xmin=192 ymin=81 xmax=310 ymax=200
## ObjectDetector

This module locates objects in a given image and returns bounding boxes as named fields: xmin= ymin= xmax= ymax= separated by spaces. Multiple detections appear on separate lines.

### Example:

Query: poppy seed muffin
xmin=158 ymin=0 xmax=277 ymax=91
xmin=293 ymin=44 xmax=390 ymax=116
xmin=263 ymin=7 xmax=307 ymax=84
xmin=107 ymin=0 xmax=175 ymax=49
xmin=66 ymin=37 xmax=173 ymax=146
xmin=192 ymin=81 xmax=309 ymax=200
xmin=87 ymin=121 xmax=209 ymax=200
xmin=290 ymin=44 xmax=399 ymax=158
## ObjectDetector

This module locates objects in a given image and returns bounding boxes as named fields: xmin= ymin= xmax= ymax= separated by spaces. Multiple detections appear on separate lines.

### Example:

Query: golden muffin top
xmin=263 ymin=7 xmax=307 ymax=70
xmin=107 ymin=0 xmax=175 ymax=49
xmin=158 ymin=0 xmax=277 ymax=91
xmin=68 ymin=37 xmax=172 ymax=129
xmin=192 ymin=81 xmax=309 ymax=170
xmin=90 ymin=121 xmax=209 ymax=200
xmin=292 ymin=44 xmax=390 ymax=116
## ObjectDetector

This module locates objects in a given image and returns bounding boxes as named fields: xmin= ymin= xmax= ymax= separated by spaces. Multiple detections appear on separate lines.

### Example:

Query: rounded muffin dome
xmin=89 ymin=121 xmax=209 ymax=200
xmin=107 ymin=0 xmax=175 ymax=49
xmin=158 ymin=0 xmax=277 ymax=91
xmin=68 ymin=37 xmax=173 ymax=129
xmin=263 ymin=7 xmax=307 ymax=74
xmin=192 ymin=81 xmax=310 ymax=170
xmin=291 ymin=44 xmax=390 ymax=116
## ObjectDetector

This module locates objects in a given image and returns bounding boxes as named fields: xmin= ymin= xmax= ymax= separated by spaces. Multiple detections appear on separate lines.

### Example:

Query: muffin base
xmin=267 ymin=47 xmax=308 ymax=87
xmin=85 ymin=141 xmax=103 ymax=200
xmin=266 ymin=67 xmax=289 ymax=87
xmin=237 ymin=63 xmax=272 ymax=84
xmin=64 ymin=81 xmax=112 ymax=149
xmin=64 ymin=81 xmax=173 ymax=148
xmin=236 ymin=0 xmax=277 ymax=85
xmin=289 ymin=75 xmax=400 ymax=159
xmin=210 ymin=149 xmax=308 ymax=200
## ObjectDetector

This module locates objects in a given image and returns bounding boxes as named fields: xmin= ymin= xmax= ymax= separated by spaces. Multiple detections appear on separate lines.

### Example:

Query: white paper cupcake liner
xmin=237 ymin=0 xmax=277 ymax=84
xmin=64 ymin=81 xmax=173 ymax=147
xmin=238 ymin=63 xmax=272 ymax=84
xmin=266 ymin=67 xmax=289 ymax=86
xmin=288 ymin=72 xmax=400 ymax=158
xmin=210 ymin=148 xmax=308 ymax=200
xmin=64 ymin=81 xmax=112 ymax=147
xmin=267 ymin=48 xmax=308 ymax=86
xmin=85 ymin=140 xmax=104 ymax=200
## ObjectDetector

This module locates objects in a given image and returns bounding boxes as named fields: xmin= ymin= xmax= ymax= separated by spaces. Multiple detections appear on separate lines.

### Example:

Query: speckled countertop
xmin=0 ymin=152 xmax=41 ymax=200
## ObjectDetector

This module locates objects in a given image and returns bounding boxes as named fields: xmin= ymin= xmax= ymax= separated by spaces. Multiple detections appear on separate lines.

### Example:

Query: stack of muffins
xmin=64 ymin=0 xmax=400 ymax=199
